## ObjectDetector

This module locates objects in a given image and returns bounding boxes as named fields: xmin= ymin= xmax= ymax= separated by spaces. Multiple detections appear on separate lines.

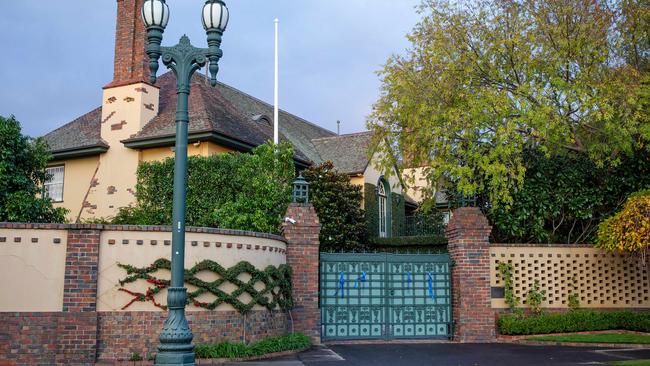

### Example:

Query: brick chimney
xmin=105 ymin=0 xmax=149 ymax=88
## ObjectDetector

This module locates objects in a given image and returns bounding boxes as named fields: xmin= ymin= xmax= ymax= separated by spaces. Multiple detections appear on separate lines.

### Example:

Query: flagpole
xmin=274 ymin=18 xmax=279 ymax=145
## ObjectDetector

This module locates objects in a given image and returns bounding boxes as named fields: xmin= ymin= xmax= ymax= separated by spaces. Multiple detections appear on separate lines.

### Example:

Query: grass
xmin=526 ymin=333 xmax=650 ymax=344
xmin=194 ymin=333 xmax=311 ymax=359
xmin=609 ymin=360 xmax=650 ymax=365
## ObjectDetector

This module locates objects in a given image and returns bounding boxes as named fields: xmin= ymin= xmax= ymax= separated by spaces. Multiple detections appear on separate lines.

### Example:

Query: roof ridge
xmin=216 ymin=81 xmax=337 ymax=136
xmin=43 ymin=106 xmax=102 ymax=137
xmin=311 ymin=130 xmax=373 ymax=142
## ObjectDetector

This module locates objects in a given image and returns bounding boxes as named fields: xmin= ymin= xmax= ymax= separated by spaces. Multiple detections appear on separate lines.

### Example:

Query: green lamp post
xmin=141 ymin=1 xmax=228 ymax=364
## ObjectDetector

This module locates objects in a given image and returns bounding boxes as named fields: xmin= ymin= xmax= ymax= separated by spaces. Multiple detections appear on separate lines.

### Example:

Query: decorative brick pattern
xmin=110 ymin=120 xmax=127 ymax=131
xmin=63 ymin=229 xmax=100 ymax=312
xmin=144 ymin=102 xmax=155 ymax=111
xmin=491 ymin=245 xmax=650 ymax=308
xmin=283 ymin=203 xmax=321 ymax=343
xmin=445 ymin=207 xmax=495 ymax=342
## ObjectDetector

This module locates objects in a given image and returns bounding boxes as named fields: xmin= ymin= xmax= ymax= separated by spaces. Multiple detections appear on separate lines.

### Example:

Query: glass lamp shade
xmin=202 ymin=1 xmax=229 ymax=32
xmin=141 ymin=0 xmax=170 ymax=28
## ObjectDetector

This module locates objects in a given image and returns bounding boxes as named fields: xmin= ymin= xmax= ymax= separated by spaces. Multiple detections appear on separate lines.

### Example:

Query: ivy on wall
xmin=117 ymin=259 xmax=293 ymax=314
xmin=364 ymin=183 xmax=379 ymax=239
xmin=391 ymin=192 xmax=406 ymax=237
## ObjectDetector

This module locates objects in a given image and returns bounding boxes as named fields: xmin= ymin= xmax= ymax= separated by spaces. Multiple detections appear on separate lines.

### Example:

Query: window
xmin=45 ymin=166 xmax=64 ymax=202
xmin=378 ymin=181 xmax=387 ymax=238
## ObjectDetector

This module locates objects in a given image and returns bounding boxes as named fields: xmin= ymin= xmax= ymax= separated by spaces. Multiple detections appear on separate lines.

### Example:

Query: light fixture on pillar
xmin=292 ymin=173 xmax=310 ymax=204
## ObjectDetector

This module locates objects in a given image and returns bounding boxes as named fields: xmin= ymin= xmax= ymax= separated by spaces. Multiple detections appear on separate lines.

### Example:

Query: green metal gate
xmin=320 ymin=253 xmax=452 ymax=341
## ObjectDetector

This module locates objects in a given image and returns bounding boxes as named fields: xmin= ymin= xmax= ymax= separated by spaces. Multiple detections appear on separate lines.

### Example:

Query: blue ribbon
xmin=406 ymin=271 xmax=412 ymax=289
xmin=428 ymin=272 xmax=435 ymax=300
xmin=337 ymin=272 xmax=345 ymax=298
xmin=354 ymin=271 xmax=367 ymax=288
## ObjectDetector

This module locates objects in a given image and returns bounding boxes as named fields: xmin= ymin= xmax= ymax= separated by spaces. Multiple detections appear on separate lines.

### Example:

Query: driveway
xmin=227 ymin=343 xmax=650 ymax=366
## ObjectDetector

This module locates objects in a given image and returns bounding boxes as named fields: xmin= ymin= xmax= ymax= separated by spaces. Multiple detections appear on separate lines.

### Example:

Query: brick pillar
xmin=445 ymin=207 xmax=495 ymax=342
xmin=57 ymin=228 xmax=101 ymax=364
xmin=283 ymin=203 xmax=321 ymax=343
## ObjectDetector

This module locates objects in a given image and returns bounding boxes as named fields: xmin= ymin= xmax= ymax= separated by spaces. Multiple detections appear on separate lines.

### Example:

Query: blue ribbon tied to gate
xmin=406 ymin=271 xmax=412 ymax=289
xmin=334 ymin=271 xmax=345 ymax=298
xmin=427 ymin=272 xmax=435 ymax=300
xmin=354 ymin=271 xmax=367 ymax=288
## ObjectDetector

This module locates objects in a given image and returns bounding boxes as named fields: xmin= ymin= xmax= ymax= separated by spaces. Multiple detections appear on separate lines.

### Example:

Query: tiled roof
xmin=311 ymin=132 xmax=374 ymax=174
xmin=42 ymin=107 xmax=108 ymax=153
xmin=43 ymin=72 xmax=336 ymax=164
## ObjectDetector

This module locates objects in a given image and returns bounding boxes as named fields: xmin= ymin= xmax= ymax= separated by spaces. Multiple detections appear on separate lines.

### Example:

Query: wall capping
xmin=0 ymin=222 xmax=286 ymax=243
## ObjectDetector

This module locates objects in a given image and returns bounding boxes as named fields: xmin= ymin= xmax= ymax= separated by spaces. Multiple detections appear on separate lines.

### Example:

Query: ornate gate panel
xmin=320 ymin=253 xmax=451 ymax=341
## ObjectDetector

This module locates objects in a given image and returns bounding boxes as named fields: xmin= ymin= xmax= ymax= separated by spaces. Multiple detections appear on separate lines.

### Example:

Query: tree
xmin=487 ymin=148 xmax=650 ymax=244
xmin=596 ymin=190 xmax=650 ymax=261
xmin=0 ymin=115 xmax=67 ymax=222
xmin=367 ymin=0 xmax=650 ymax=207
xmin=302 ymin=162 xmax=368 ymax=252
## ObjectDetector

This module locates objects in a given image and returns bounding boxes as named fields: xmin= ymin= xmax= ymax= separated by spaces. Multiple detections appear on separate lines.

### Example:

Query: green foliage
xmin=129 ymin=352 xmax=142 ymax=361
xmin=568 ymin=293 xmax=581 ymax=311
xmin=497 ymin=262 xmax=519 ymax=310
xmin=367 ymin=0 xmax=650 ymax=207
xmin=302 ymin=162 xmax=368 ymax=251
xmin=525 ymin=281 xmax=546 ymax=315
xmin=370 ymin=235 xmax=447 ymax=247
xmin=194 ymin=333 xmax=311 ymax=359
xmin=487 ymin=149 xmax=650 ymax=244
xmin=498 ymin=310 xmax=650 ymax=335
xmin=0 ymin=115 xmax=68 ymax=223
xmin=117 ymin=258 xmax=293 ymax=314
xmin=596 ymin=191 xmax=650 ymax=257
xmin=364 ymin=183 xmax=379 ymax=238
xmin=113 ymin=142 xmax=294 ymax=234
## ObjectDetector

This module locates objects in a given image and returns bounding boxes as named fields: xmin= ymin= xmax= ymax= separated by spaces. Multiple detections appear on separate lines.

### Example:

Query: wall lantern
xmin=292 ymin=173 xmax=310 ymax=203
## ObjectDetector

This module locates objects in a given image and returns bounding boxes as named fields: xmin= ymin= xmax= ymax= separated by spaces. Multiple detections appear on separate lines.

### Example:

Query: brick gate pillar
xmin=283 ymin=203 xmax=321 ymax=343
xmin=445 ymin=207 xmax=495 ymax=342
xmin=57 ymin=227 xmax=101 ymax=364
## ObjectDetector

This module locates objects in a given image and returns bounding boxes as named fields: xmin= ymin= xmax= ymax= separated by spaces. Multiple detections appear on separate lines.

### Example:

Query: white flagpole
xmin=273 ymin=18 xmax=279 ymax=145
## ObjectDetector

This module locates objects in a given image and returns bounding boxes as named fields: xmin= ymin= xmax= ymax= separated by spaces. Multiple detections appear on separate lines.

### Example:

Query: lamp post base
xmin=154 ymin=353 xmax=196 ymax=365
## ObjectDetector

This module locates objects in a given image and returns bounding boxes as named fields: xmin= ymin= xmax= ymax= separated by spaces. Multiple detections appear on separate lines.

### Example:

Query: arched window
xmin=378 ymin=179 xmax=388 ymax=238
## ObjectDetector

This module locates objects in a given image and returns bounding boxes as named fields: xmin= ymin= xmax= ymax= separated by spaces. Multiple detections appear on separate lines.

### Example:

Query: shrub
xmin=525 ymin=281 xmax=546 ymax=315
xmin=302 ymin=161 xmax=368 ymax=252
xmin=113 ymin=143 xmax=294 ymax=234
xmin=194 ymin=333 xmax=311 ymax=359
xmin=498 ymin=310 xmax=650 ymax=335
xmin=596 ymin=191 xmax=650 ymax=261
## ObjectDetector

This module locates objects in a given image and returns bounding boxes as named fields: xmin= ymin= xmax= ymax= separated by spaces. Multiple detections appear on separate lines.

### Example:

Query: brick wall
xmin=97 ymin=310 xmax=288 ymax=361
xmin=445 ymin=207 xmax=495 ymax=342
xmin=283 ymin=203 xmax=321 ymax=343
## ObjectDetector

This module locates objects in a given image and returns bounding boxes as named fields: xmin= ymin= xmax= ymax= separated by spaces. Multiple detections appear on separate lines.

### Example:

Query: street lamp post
xmin=141 ymin=1 xmax=229 ymax=365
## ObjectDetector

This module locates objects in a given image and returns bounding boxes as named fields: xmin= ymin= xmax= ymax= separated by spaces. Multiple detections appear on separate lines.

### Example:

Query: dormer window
xmin=252 ymin=114 xmax=272 ymax=126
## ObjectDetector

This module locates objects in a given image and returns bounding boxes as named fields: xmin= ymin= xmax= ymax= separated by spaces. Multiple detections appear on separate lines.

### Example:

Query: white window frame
xmin=45 ymin=166 xmax=64 ymax=202
xmin=378 ymin=182 xmax=387 ymax=238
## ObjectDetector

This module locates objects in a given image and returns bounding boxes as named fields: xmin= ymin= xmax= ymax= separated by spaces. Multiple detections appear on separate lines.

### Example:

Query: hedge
xmin=194 ymin=333 xmax=311 ymax=359
xmin=499 ymin=310 xmax=650 ymax=335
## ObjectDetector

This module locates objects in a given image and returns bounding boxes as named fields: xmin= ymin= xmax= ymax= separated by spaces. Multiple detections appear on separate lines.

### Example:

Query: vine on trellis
xmin=117 ymin=258 xmax=293 ymax=314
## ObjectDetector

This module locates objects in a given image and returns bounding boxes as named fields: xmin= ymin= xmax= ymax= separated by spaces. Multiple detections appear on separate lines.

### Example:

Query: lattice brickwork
xmin=490 ymin=245 xmax=650 ymax=309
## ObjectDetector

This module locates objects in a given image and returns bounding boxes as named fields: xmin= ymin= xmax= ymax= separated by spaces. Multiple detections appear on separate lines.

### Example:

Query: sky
xmin=0 ymin=1 xmax=422 ymax=138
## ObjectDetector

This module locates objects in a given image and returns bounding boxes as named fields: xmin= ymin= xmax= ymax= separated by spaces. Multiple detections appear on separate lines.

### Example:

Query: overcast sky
xmin=0 ymin=1 xmax=421 ymax=138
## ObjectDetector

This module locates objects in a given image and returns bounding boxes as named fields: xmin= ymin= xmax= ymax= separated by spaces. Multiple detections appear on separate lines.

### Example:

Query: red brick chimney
xmin=105 ymin=0 xmax=149 ymax=88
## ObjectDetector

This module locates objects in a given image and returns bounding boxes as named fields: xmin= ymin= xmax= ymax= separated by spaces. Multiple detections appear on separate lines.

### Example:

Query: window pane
xmin=45 ymin=166 xmax=64 ymax=202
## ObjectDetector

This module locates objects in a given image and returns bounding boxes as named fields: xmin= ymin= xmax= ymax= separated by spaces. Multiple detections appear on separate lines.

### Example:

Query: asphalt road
xmin=241 ymin=343 xmax=650 ymax=366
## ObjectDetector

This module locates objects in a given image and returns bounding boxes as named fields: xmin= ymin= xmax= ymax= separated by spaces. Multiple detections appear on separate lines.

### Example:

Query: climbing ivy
xmin=118 ymin=259 xmax=293 ymax=314
xmin=497 ymin=262 xmax=519 ymax=311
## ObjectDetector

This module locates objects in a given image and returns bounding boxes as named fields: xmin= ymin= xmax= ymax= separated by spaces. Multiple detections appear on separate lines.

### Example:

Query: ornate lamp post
xmin=141 ymin=1 xmax=228 ymax=364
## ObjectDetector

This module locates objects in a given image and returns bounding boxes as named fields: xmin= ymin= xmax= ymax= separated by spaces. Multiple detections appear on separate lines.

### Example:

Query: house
xmin=41 ymin=0 xmax=408 ymax=238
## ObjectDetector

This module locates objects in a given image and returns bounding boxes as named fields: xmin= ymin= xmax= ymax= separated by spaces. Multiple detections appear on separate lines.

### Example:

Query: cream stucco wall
xmin=0 ymin=229 xmax=68 ymax=311
xmin=139 ymin=141 xmax=233 ymax=162
xmin=80 ymin=83 xmax=160 ymax=221
xmin=364 ymin=152 xmax=403 ymax=195
xmin=402 ymin=167 xmax=428 ymax=204
xmin=97 ymin=230 xmax=286 ymax=312
xmin=50 ymin=155 xmax=100 ymax=222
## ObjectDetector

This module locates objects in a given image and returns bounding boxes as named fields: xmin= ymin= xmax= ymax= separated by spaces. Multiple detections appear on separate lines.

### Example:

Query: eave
xmin=122 ymin=131 xmax=313 ymax=169
xmin=50 ymin=145 xmax=109 ymax=161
